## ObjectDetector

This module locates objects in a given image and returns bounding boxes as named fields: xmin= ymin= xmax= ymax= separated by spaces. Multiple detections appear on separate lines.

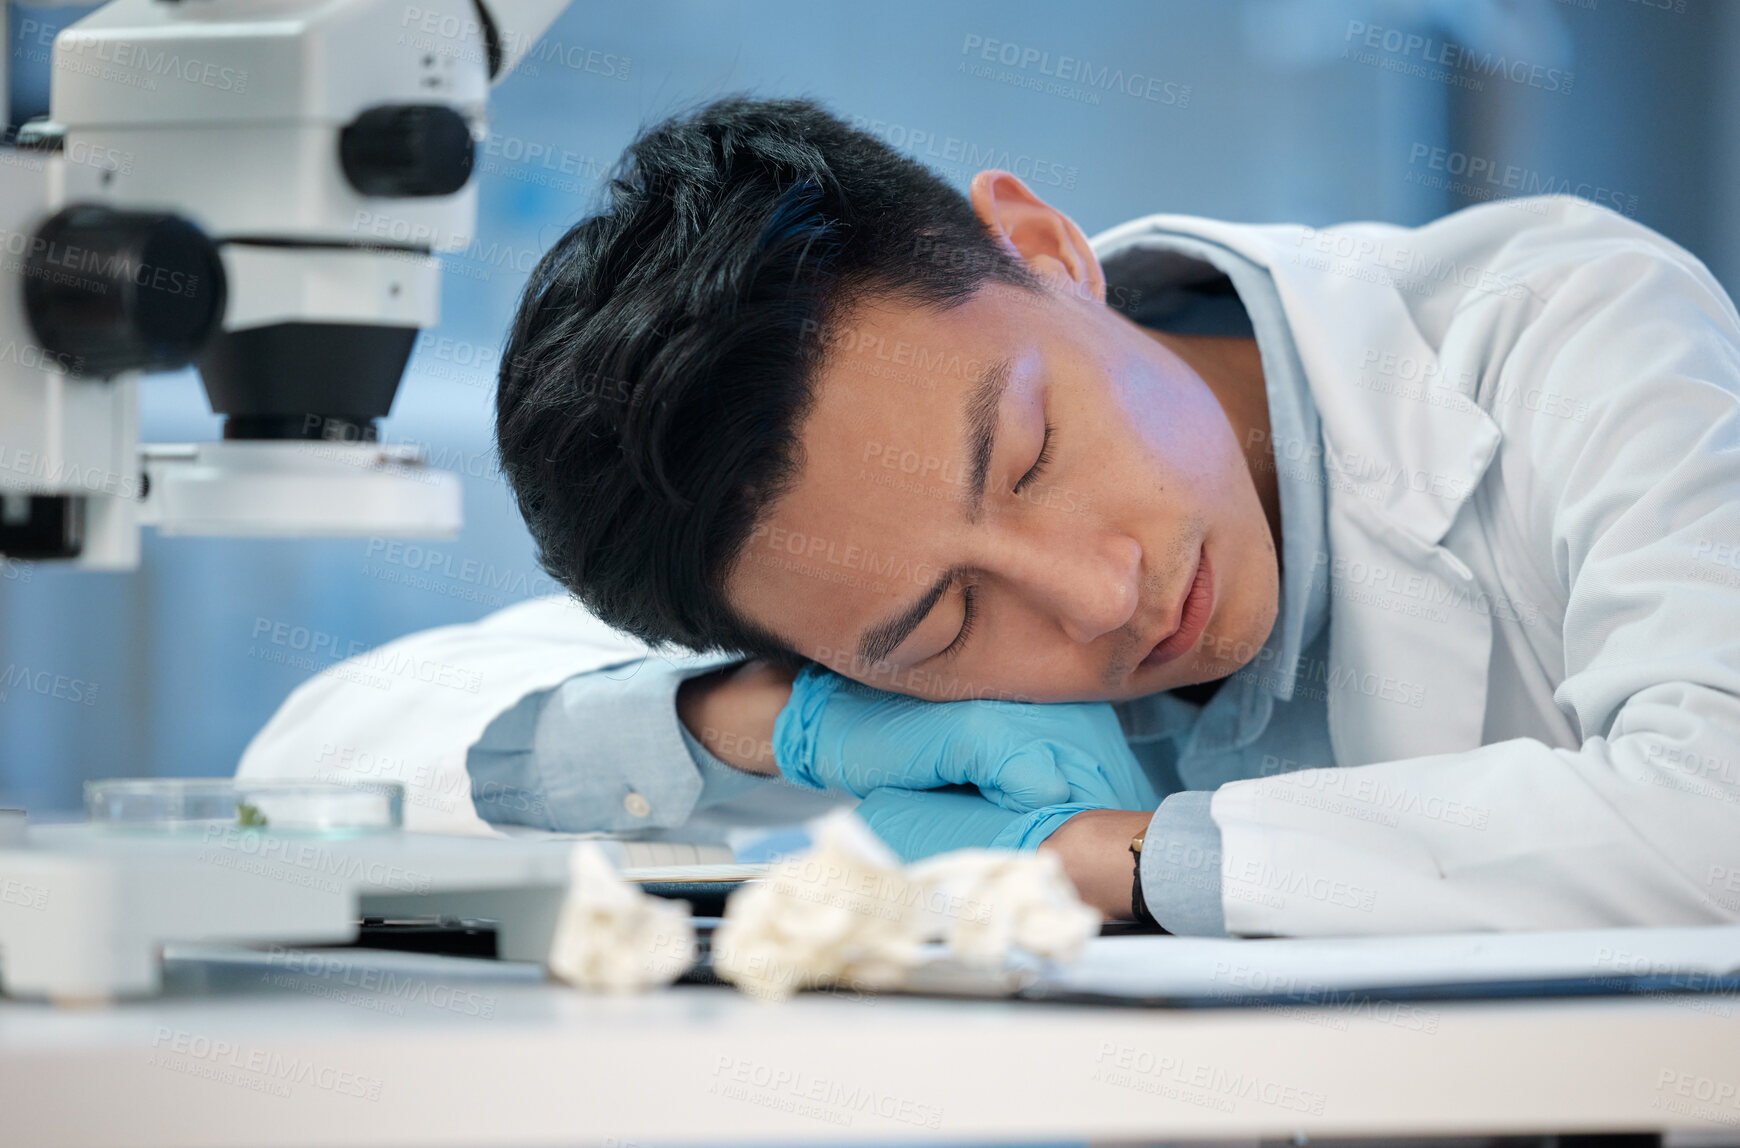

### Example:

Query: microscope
xmin=0 ymin=0 xmax=605 ymax=1002
xmin=0 ymin=0 xmax=571 ymax=566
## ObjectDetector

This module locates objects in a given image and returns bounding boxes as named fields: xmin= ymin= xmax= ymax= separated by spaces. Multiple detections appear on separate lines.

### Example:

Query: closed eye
xmin=935 ymin=583 xmax=978 ymax=662
xmin=1014 ymin=422 xmax=1055 ymax=493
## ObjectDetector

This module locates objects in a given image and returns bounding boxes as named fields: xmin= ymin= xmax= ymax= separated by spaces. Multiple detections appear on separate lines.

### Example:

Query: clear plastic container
xmin=84 ymin=778 xmax=403 ymax=836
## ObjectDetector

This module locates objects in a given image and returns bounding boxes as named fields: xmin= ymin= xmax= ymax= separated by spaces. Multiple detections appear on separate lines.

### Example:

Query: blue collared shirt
xmin=466 ymin=232 xmax=1336 ymax=934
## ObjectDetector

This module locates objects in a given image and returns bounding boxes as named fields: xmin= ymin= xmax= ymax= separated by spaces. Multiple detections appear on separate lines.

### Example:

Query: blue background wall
xmin=3 ymin=0 xmax=1734 ymax=814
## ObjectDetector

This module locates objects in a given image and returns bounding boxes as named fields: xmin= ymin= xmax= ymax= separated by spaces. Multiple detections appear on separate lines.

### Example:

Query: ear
xmin=969 ymin=169 xmax=1106 ymax=305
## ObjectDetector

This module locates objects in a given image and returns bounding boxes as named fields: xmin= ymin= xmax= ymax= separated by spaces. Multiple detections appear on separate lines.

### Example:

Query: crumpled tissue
xmin=712 ymin=809 xmax=1098 ymax=1002
xmin=546 ymin=841 xmax=697 ymax=992
xmin=909 ymin=846 xmax=1101 ymax=965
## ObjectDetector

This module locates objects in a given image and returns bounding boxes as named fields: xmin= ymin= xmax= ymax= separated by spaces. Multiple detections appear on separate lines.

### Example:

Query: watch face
xmin=1129 ymin=831 xmax=1146 ymax=854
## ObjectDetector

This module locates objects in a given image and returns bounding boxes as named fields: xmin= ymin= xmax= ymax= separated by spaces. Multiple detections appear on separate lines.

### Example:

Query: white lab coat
xmin=239 ymin=196 xmax=1740 ymax=935
xmin=237 ymin=595 xmax=658 ymax=837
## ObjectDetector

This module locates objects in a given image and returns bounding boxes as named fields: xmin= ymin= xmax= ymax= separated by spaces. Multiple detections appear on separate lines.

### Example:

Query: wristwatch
xmin=1129 ymin=828 xmax=1163 ymax=930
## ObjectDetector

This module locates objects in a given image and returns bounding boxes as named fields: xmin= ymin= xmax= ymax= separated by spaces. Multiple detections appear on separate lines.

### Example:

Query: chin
xmin=1196 ymin=574 xmax=1280 ymax=681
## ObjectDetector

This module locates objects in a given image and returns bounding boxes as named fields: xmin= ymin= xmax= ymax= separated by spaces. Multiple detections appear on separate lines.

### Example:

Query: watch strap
xmin=1129 ymin=829 xmax=1163 ymax=930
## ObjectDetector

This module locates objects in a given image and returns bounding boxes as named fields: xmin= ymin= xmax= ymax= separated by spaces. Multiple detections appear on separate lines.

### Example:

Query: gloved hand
xmin=851 ymin=786 xmax=1024 ymax=862
xmin=853 ymin=787 xmax=1108 ymax=864
xmin=774 ymin=663 xmax=1157 ymax=812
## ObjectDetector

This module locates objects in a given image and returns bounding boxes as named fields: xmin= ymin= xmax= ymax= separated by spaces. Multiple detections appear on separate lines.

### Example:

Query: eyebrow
xmin=855 ymin=563 xmax=966 ymax=669
xmin=961 ymin=357 xmax=1010 ymax=523
xmin=852 ymin=358 xmax=1012 ymax=667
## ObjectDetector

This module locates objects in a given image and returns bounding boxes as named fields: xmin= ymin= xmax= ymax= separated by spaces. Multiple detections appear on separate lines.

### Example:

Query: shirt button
xmin=623 ymin=792 xmax=652 ymax=818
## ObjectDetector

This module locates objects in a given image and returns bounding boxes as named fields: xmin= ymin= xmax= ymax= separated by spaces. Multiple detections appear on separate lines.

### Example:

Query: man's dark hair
xmin=495 ymin=94 xmax=1045 ymax=660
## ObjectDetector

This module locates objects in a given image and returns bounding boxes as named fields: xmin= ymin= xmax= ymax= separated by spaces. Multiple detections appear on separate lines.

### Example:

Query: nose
xmin=997 ymin=524 xmax=1143 ymax=644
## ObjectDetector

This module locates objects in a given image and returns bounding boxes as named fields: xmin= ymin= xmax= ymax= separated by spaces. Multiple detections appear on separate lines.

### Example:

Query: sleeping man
xmin=239 ymin=95 xmax=1740 ymax=937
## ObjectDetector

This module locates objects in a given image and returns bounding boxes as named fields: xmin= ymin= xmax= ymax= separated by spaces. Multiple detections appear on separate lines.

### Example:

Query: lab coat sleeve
xmin=1138 ymin=791 xmax=1229 ymax=936
xmin=1211 ymin=217 xmax=1740 ymax=935
xmin=235 ymin=594 xmax=736 ymax=835
xmin=467 ymin=653 xmax=767 ymax=832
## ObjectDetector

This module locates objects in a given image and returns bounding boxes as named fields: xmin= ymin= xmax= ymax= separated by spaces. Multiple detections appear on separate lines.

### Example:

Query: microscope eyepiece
xmin=340 ymin=105 xmax=476 ymax=199
xmin=22 ymin=205 xmax=227 ymax=379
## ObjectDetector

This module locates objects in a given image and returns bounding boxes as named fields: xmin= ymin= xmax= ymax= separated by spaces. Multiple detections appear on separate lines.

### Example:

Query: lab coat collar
xmin=1091 ymin=212 xmax=1510 ymax=769
xmin=1090 ymin=214 xmax=1505 ymax=552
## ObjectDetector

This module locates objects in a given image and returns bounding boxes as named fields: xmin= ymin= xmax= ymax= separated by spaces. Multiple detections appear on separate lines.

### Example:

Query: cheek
xmin=1106 ymin=374 xmax=1240 ymax=499
xmin=929 ymin=606 xmax=1124 ymax=703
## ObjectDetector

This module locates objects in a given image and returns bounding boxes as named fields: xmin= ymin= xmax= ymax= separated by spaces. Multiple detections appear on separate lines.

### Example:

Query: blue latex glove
xmin=852 ymin=786 xmax=1024 ymax=862
xmin=854 ymin=787 xmax=1106 ymax=864
xmin=774 ymin=663 xmax=1156 ymax=812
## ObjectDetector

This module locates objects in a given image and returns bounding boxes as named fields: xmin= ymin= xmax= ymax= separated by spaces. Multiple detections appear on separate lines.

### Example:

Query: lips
xmin=1140 ymin=546 xmax=1214 ymax=668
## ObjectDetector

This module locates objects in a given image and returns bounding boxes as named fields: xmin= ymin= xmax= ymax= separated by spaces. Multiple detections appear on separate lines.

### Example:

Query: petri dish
xmin=85 ymin=778 xmax=403 ymax=836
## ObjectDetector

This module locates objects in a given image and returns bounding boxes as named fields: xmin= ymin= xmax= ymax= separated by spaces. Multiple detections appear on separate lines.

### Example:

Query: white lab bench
xmin=2 ymin=942 xmax=1738 ymax=1148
